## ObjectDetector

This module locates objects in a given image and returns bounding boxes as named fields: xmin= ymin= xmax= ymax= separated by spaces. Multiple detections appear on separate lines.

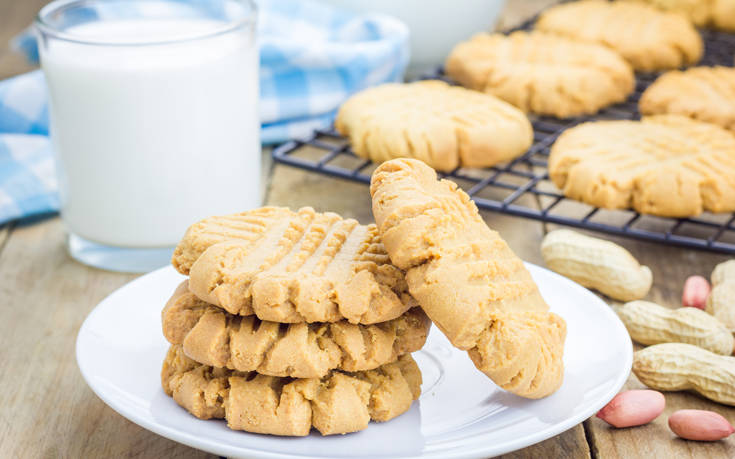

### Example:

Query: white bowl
xmin=318 ymin=0 xmax=507 ymax=75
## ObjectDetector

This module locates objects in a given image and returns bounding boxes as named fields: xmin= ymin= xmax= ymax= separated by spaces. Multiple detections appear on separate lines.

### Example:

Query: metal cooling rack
xmin=271 ymin=22 xmax=735 ymax=255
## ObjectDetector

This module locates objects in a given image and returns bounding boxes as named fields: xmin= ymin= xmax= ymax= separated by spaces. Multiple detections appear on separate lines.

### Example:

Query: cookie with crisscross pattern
xmin=161 ymin=345 xmax=421 ymax=436
xmin=640 ymin=66 xmax=735 ymax=133
xmin=162 ymin=281 xmax=430 ymax=378
xmin=536 ymin=0 xmax=702 ymax=71
xmin=173 ymin=207 xmax=417 ymax=324
xmin=549 ymin=115 xmax=735 ymax=217
xmin=446 ymin=31 xmax=634 ymax=118
xmin=335 ymin=80 xmax=533 ymax=172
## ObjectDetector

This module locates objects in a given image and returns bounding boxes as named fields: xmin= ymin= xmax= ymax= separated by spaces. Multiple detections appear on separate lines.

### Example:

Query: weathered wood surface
xmin=1 ymin=0 xmax=733 ymax=458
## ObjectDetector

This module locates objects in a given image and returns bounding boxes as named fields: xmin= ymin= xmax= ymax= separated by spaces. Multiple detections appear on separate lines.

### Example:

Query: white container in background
xmin=35 ymin=0 xmax=259 ymax=272
xmin=318 ymin=0 xmax=507 ymax=75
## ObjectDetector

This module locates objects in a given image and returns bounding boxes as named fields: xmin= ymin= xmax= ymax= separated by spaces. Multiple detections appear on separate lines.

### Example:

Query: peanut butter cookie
xmin=162 ymin=281 xmax=430 ymax=378
xmin=370 ymin=158 xmax=567 ymax=399
xmin=640 ymin=66 xmax=735 ymax=133
xmin=335 ymin=80 xmax=533 ymax=172
xmin=536 ymin=0 xmax=703 ymax=71
xmin=174 ymin=207 xmax=416 ymax=324
xmin=548 ymin=115 xmax=735 ymax=217
xmin=445 ymin=31 xmax=634 ymax=118
xmin=161 ymin=345 xmax=422 ymax=436
xmin=626 ymin=0 xmax=735 ymax=31
xmin=172 ymin=206 xmax=294 ymax=274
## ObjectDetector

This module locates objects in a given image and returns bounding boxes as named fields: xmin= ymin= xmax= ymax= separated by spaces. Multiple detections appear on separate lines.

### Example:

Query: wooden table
xmin=2 ymin=1 xmax=734 ymax=457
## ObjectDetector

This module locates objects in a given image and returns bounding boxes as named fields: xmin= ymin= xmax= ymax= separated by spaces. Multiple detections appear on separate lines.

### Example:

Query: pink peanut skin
xmin=596 ymin=390 xmax=665 ymax=428
xmin=669 ymin=410 xmax=735 ymax=441
xmin=682 ymin=275 xmax=711 ymax=309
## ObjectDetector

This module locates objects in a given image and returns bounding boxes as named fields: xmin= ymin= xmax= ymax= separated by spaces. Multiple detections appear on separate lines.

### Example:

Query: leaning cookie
xmin=161 ymin=345 xmax=422 ymax=436
xmin=173 ymin=207 xmax=416 ymax=324
xmin=162 ymin=283 xmax=431 ymax=378
xmin=370 ymin=158 xmax=567 ymax=399
xmin=335 ymin=80 xmax=533 ymax=172
xmin=536 ymin=0 xmax=702 ymax=72
xmin=548 ymin=115 xmax=735 ymax=217
xmin=446 ymin=31 xmax=634 ymax=118
xmin=640 ymin=66 xmax=735 ymax=133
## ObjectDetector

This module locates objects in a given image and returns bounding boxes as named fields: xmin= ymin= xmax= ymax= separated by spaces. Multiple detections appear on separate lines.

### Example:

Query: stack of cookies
xmin=159 ymin=207 xmax=432 ymax=436
xmin=155 ymin=160 xmax=566 ymax=436
xmin=158 ymin=160 xmax=569 ymax=436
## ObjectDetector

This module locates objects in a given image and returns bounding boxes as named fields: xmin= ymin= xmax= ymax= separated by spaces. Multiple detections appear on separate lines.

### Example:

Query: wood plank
xmin=0 ymin=218 xmax=213 ymax=458
xmin=500 ymin=426 xmax=590 ymax=459
xmin=0 ymin=0 xmax=48 ymax=79
xmin=586 ymin=373 xmax=735 ymax=459
xmin=0 ymin=223 xmax=12 ymax=253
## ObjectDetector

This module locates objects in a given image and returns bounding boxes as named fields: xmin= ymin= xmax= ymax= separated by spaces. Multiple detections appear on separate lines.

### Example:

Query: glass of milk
xmin=35 ymin=0 xmax=259 ymax=273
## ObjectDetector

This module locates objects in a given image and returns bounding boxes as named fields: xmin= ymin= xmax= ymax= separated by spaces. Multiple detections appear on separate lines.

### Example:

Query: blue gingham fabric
xmin=0 ymin=0 xmax=409 ymax=224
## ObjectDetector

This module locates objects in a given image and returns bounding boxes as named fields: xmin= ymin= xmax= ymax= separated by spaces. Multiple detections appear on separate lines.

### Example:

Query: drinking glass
xmin=35 ymin=0 xmax=260 ymax=272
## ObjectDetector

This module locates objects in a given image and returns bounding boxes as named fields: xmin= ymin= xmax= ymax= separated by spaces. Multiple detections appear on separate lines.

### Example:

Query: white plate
xmin=77 ymin=263 xmax=632 ymax=459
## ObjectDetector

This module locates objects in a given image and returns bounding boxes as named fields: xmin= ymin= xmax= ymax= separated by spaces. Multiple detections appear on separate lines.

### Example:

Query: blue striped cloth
xmin=0 ymin=0 xmax=409 ymax=224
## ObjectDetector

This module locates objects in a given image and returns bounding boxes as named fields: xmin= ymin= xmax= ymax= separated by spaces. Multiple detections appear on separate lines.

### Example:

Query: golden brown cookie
xmin=536 ymin=0 xmax=703 ymax=71
xmin=548 ymin=115 xmax=735 ymax=217
xmin=626 ymin=0 xmax=735 ymax=31
xmin=161 ymin=345 xmax=422 ymax=436
xmin=162 ymin=281 xmax=431 ymax=378
xmin=445 ymin=31 xmax=635 ymax=118
xmin=172 ymin=206 xmax=294 ymax=274
xmin=174 ymin=207 xmax=416 ymax=324
xmin=714 ymin=0 xmax=735 ymax=30
xmin=335 ymin=80 xmax=533 ymax=172
xmin=640 ymin=66 xmax=735 ymax=132
xmin=370 ymin=159 xmax=566 ymax=399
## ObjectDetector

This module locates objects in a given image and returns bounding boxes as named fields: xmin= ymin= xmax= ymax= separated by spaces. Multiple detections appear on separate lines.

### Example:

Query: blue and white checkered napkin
xmin=0 ymin=0 xmax=409 ymax=224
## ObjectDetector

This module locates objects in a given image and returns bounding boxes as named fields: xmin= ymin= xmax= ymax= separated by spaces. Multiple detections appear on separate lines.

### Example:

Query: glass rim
xmin=34 ymin=0 xmax=257 ymax=46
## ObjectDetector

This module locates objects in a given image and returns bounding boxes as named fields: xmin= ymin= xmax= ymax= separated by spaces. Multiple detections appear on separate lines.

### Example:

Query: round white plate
xmin=77 ymin=263 xmax=632 ymax=459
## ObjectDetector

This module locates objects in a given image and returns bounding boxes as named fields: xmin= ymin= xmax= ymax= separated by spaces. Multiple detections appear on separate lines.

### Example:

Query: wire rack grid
xmin=271 ymin=22 xmax=735 ymax=255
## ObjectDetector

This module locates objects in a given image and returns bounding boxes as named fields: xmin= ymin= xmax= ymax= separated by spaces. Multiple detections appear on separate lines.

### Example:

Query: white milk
xmin=40 ymin=19 xmax=259 ymax=248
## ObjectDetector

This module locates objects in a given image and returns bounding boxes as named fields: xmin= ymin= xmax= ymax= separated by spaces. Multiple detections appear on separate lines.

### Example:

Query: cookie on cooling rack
xmin=625 ymin=0 xmax=735 ymax=31
xmin=173 ymin=206 xmax=416 ymax=324
xmin=536 ymin=0 xmax=702 ymax=71
xmin=640 ymin=66 xmax=735 ymax=133
xmin=334 ymin=80 xmax=533 ymax=172
xmin=548 ymin=115 xmax=735 ymax=217
xmin=445 ymin=31 xmax=634 ymax=118
xmin=162 ymin=284 xmax=430 ymax=378
xmin=161 ymin=345 xmax=422 ymax=436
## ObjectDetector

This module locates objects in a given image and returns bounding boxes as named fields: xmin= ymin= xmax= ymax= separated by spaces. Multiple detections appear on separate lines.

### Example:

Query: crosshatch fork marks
xmin=179 ymin=207 xmax=416 ymax=324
